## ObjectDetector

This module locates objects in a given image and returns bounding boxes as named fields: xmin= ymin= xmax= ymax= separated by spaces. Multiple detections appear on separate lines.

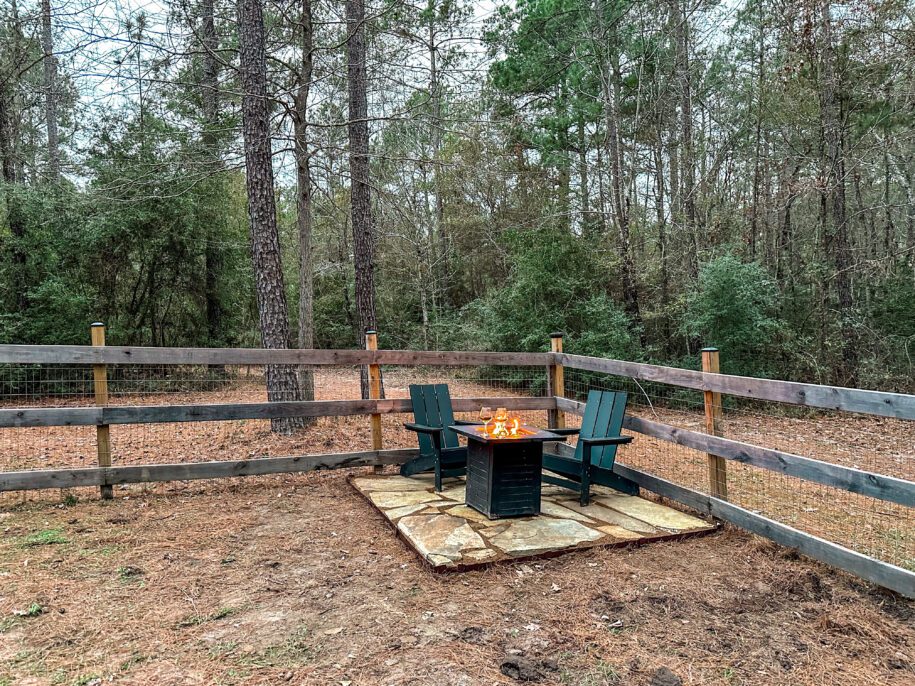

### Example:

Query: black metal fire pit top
xmin=450 ymin=423 xmax=562 ymax=444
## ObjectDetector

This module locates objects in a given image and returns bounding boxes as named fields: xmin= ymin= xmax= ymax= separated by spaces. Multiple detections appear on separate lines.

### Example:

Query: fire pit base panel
xmin=465 ymin=440 xmax=543 ymax=519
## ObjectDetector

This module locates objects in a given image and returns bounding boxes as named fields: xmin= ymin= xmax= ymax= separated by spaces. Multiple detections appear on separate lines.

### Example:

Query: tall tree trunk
xmin=294 ymin=0 xmax=316 ymax=409
xmin=748 ymin=10 xmax=764 ymax=259
xmin=427 ymin=2 xmax=447 ymax=312
xmin=237 ymin=0 xmax=303 ymax=432
xmin=346 ymin=0 xmax=381 ymax=399
xmin=818 ymin=0 xmax=857 ymax=385
xmin=40 ymin=0 xmax=60 ymax=181
xmin=200 ymin=0 xmax=224 ymax=346
xmin=1 ymin=0 xmax=27 ymax=312
xmin=595 ymin=1 xmax=643 ymax=343
xmin=672 ymin=0 xmax=698 ymax=280
xmin=577 ymin=116 xmax=592 ymax=235
xmin=775 ymin=159 xmax=801 ymax=284
xmin=653 ymin=125 xmax=672 ymax=353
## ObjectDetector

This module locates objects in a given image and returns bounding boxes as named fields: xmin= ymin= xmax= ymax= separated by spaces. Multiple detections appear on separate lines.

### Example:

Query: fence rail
xmin=1 ymin=335 xmax=913 ymax=597
xmin=560 ymin=353 xmax=915 ymax=420
xmin=556 ymin=397 xmax=915 ymax=508
xmin=0 ymin=345 xmax=551 ymax=367
xmin=0 ymin=449 xmax=419 ymax=491
xmin=0 ymin=396 xmax=553 ymax=428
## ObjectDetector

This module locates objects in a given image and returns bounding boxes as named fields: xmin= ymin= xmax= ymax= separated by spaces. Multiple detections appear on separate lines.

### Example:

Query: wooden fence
xmin=0 ymin=329 xmax=913 ymax=597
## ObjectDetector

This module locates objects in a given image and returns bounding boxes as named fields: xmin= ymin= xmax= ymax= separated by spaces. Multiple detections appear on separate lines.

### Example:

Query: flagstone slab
xmin=368 ymin=490 xmax=443 ymax=509
xmin=598 ymin=524 xmax=646 ymax=541
xmin=353 ymin=476 xmax=432 ymax=492
xmin=397 ymin=514 xmax=487 ymax=562
xmin=558 ymin=499 xmax=658 ymax=534
xmin=351 ymin=473 xmax=715 ymax=570
xmin=484 ymin=518 xmax=603 ymax=555
xmin=444 ymin=504 xmax=503 ymax=526
xmin=595 ymin=495 xmax=709 ymax=531
xmin=540 ymin=499 xmax=595 ymax=523
xmin=385 ymin=503 xmax=432 ymax=520
xmin=463 ymin=548 xmax=498 ymax=562
xmin=438 ymin=485 xmax=466 ymax=502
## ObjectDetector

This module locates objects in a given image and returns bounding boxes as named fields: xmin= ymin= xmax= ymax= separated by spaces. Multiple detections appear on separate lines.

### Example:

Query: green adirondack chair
xmin=542 ymin=389 xmax=639 ymax=505
xmin=400 ymin=384 xmax=479 ymax=491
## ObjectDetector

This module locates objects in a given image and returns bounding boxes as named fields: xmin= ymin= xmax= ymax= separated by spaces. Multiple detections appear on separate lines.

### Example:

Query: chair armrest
xmin=547 ymin=427 xmax=581 ymax=436
xmin=403 ymin=422 xmax=444 ymax=435
xmin=579 ymin=435 xmax=633 ymax=447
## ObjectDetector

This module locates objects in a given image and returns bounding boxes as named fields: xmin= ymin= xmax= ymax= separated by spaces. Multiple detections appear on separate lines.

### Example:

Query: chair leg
xmin=580 ymin=448 xmax=592 ymax=506
xmin=580 ymin=470 xmax=591 ymax=506
xmin=434 ymin=459 xmax=443 ymax=492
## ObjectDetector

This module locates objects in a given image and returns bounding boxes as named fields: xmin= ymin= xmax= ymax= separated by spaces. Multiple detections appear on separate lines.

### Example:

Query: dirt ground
xmin=1 ymin=470 xmax=914 ymax=686
xmin=1 ymin=368 xmax=914 ymax=684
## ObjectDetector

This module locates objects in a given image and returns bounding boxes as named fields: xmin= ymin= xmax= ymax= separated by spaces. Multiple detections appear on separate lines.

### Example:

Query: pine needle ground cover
xmin=1 ymin=474 xmax=913 ymax=685
xmin=0 ymin=369 xmax=912 ymax=684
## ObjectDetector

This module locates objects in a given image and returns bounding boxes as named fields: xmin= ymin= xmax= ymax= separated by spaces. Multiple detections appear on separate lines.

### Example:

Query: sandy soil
xmin=1 ymin=471 xmax=914 ymax=686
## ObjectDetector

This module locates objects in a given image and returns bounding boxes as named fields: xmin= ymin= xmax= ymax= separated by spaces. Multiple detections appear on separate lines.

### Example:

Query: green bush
xmin=467 ymin=225 xmax=640 ymax=359
xmin=683 ymin=254 xmax=787 ymax=377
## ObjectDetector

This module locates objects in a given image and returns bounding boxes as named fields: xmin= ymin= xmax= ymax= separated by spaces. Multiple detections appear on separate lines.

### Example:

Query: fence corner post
xmin=548 ymin=332 xmax=565 ymax=429
xmin=91 ymin=322 xmax=113 ymax=500
xmin=365 ymin=329 xmax=383 ymax=472
xmin=701 ymin=347 xmax=727 ymax=500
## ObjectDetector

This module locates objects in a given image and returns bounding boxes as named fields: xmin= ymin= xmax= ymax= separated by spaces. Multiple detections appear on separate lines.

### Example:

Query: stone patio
xmin=351 ymin=473 xmax=717 ymax=570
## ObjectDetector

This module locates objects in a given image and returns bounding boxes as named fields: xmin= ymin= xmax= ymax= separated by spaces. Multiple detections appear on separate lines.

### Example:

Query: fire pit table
xmin=450 ymin=423 xmax=562 ymax=519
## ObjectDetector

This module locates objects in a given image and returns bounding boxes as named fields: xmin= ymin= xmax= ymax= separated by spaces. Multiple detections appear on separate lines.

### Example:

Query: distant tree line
xmin=1 ymin=0 xmax=913 ymax=395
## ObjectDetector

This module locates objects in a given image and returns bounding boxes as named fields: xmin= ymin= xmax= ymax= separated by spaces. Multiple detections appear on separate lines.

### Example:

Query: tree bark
xmin=671 ymin=0 xmax=698 ymax=280
xmin=237 ymin=0 xmax=303 ymax=431
xmin=577 ymin=116 xmax=592 ymax=235
xmin=346 ymin=0 xmax=381 ymax=399
xmin=427 ymin=2 xmax=447 ymax=309
xmin=1 ymin=0 xmax=27 ymax=312
xmin=40 ymin=0 xmax=60 ymax=181
xmin=200 ymin=0 xmax=224 ymax=347
xmin=817 ymin=0 xmax=857 ymax=385
xmin=595 ymin=0 xmax=643 ymax=342
xmin=294 ymin=0 xmax=316 ymax=408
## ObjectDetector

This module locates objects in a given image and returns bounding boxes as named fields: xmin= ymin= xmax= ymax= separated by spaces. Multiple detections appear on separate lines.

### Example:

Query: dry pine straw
xmin=1 ymin=469 xmax=914 ymax=686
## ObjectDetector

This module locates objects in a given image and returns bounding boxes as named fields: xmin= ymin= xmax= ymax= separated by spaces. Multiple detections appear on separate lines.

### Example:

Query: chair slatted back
xmin=409 ymin=384 xmax=460 ymax=455
xmin=574 ymin=390 xmax=629 ymax=469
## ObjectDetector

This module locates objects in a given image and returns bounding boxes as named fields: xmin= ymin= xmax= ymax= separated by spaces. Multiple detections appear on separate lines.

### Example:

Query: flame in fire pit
xmin=480 ymin=408 xmax=529 ymax=438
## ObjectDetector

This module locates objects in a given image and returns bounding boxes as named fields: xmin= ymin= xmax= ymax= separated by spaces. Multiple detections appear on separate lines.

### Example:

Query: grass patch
xmin=562 ymin=660 xmax=621 ymax=685
xmin=95 ymin=545 xmax=120 ymax=557
xmin=18 ymin=602 xmax=45 ymax=618
xmin=117 ymin=565 xmax=144 ymax=581
xmin=208 ymin=640 xmax=238 ymax=658
xmin=178 ymin=606 xmax=238 ymax=628
xmin=243 ymin=626 xmax=317 ymax=668
xmin=20 ymin=529 xmax=67 ymax=548
xmin=119 ymin=653 xmax=148 ymax=672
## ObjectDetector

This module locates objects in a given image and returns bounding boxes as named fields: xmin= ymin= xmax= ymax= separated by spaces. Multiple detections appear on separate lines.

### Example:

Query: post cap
xmin=549 ymin=331 xmax=564 ymax=339
xmin=91 ymin=321 xmax=105 ymax=328
xmin=701 ymin=347 xmax=719 ymax=353
xmin=364 ymin=328 xmax=377 ymax=335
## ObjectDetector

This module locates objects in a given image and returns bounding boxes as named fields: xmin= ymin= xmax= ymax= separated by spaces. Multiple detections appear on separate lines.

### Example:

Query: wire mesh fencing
xmin=0 ymin=361 xmax=553 ymax=506
xmin=563 ymin=366 xmax=915 ymax=572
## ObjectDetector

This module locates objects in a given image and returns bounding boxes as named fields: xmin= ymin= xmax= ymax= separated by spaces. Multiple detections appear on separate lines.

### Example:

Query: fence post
xmin=548 ymin=332 xmax=565 ymax=429
xmin=702 ymin=347 xmax=728 ymax=500
xmin=91 ymin=322 xmax=113 ymax=500
xmin=365 ymin=329 xmax=383 ymax=472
